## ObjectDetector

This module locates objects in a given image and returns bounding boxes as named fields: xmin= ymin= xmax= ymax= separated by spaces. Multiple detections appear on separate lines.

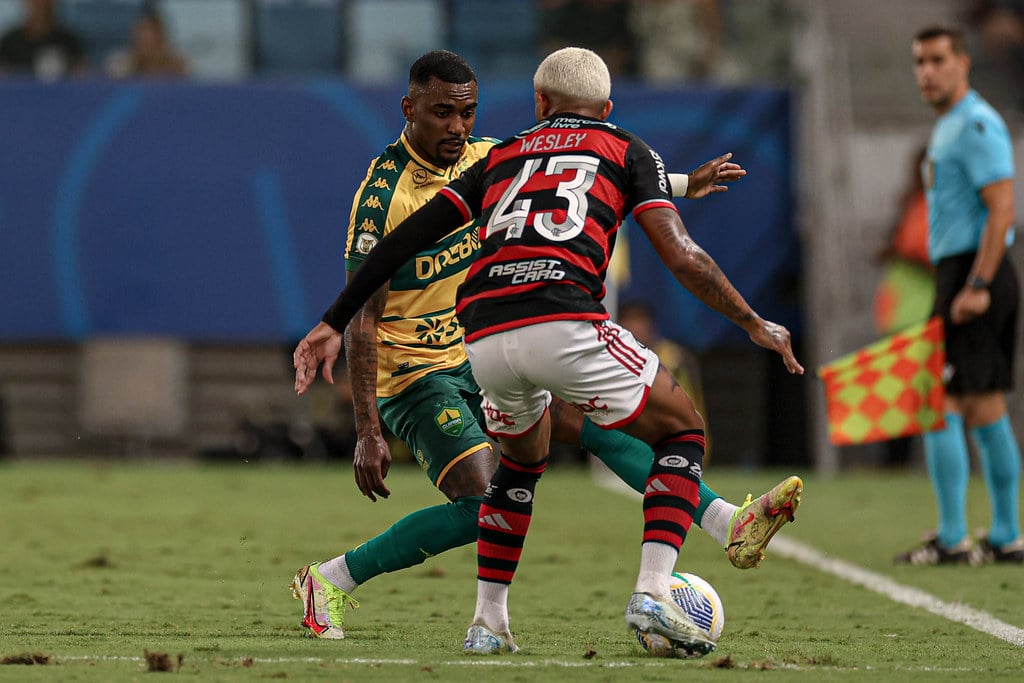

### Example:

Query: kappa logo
xmin=370 ymin=177 xmax=391 ymax=190
xmin=507 ymin=487 xmax=533 ymax=503
xmin=435 ymin=407 xmax=465 ymax=437
xmin=479 ymin=513 xmax=513 ymax=530
xmin=361 ymin=195 xmax=384 ymax=210
xmin=377 ymin=159 xmax=398 ymax=171
xmin=358 ymin=217 xmax=379 ymax=234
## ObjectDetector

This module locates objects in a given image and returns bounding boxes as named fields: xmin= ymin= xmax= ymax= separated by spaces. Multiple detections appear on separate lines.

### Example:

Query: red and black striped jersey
xmin=439 ymin=113 xmax=678 ymax=342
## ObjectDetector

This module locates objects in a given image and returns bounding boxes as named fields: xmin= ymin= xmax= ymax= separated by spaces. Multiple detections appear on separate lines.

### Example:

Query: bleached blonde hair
xmin=533 ymin=47 xmax=611 ymax=102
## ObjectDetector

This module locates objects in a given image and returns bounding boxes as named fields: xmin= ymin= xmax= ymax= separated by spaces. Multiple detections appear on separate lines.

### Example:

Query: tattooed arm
xmin=343 ymin=285 xmax=393 ymax=501
xmin=636 ymin=207 xmax=803 ymax=375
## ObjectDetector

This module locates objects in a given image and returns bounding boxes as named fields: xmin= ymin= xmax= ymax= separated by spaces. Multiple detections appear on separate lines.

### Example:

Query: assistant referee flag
xmin=818 ymin=317 xmax=945 ymax=445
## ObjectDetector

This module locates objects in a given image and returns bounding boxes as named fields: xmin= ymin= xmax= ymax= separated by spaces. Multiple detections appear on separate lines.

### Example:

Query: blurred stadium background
xmin=1 ymin=0 xmax=1022 ymax=475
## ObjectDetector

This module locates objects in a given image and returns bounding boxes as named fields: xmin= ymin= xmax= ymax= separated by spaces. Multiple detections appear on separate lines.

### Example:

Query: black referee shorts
xmin=932 ymin=251 xmax=1019 ymax=396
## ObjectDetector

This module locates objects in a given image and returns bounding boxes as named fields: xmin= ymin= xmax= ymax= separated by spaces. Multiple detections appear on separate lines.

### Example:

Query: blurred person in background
xmin=0 ymin=0 xmax=85 ymax=79
xmin=967 ymin=0 xmax=1024 ymax=104
xmin=617 ymin=300 xmax=711 ymax=458
xmin=537 ymin=0 xmax=636 ymax=76
xmin=629 ymin=0 xmax=722 ymax=83
xmin=894 ymin=25 xmax=1022 ymax=566
xmin=105 ymin=4 xmax=187 ymax=79
xmin=289 ymin=49 xmax=801 ymax=641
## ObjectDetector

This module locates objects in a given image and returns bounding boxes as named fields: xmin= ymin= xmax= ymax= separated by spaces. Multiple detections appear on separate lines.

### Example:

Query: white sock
xmin=316 ymin=554 xmax=358 ymax=594
xmin=701 ymin=498 xmax=738 ymax=547
xmin=474 ymin=581 xmax=510 ymax=632
xmin=634 ymin=542 xmax=679 ymax=595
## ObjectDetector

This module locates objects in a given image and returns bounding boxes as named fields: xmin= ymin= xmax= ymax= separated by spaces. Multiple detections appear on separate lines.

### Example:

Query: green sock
xmin=344 ymin=496 xmax=482 ymax=585
xmin=579 ymin=418 xmax=721 ymax=526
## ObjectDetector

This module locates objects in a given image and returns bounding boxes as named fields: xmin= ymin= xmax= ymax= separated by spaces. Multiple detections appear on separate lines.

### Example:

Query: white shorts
xmin=465 ymin=319 xmax=661 ymax=437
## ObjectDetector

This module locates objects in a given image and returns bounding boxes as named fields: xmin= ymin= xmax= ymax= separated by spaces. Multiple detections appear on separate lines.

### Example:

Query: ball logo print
xmin=506 ymin=488 xmax=533 ymax=503
xmin=658 ymin=455 xmax=689 ymax=469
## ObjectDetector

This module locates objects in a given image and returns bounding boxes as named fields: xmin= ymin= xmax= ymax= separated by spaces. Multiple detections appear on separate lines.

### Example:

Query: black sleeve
xmin=321 ymin=194 xmax=467 ymax=331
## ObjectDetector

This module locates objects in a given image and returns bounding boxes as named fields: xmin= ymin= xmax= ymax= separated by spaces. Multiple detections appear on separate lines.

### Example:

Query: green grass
xmin=1 ymin=461 xmax=1023 ymax=681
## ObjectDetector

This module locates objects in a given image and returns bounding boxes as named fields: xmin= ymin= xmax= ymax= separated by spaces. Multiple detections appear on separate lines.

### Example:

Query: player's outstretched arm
xmin=637 ymin=206 xmax=803 ymax=375
xmin=319 ymin=195 xmax=466 ymax=334
xmin=295 ymin=194 xmax=466 ymax=395
xmin=683 ymin=152 xmax=746 ymax=199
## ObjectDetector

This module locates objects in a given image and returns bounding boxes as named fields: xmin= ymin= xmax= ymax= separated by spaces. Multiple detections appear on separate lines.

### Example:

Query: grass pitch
xmin=1 ymin=460 xmax=1023 ymax=681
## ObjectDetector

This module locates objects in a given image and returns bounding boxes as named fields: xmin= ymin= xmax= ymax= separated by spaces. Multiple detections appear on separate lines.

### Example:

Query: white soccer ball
xmin=633 ymin=572 xmax=725 ymax=658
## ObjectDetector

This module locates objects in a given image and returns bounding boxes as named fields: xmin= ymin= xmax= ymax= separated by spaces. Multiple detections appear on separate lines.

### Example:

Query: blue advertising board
xmin=0 ymin=78 xmax=798 ymax=348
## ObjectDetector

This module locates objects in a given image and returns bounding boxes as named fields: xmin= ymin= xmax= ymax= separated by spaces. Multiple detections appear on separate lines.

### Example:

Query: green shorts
xmin=377 ymin=362 xmax=490 ymax=487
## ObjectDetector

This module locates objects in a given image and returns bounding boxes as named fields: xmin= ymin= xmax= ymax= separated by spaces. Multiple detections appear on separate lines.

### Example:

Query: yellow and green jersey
xmin=345 ymin=132 xmax=497 ymax=397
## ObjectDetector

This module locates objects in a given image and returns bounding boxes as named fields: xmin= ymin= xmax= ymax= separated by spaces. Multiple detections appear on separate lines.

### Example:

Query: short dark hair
xmin=913 ymin=25 xmax=968 ymax=54
xmin=409 ymin=50 xmax=476 ymax=87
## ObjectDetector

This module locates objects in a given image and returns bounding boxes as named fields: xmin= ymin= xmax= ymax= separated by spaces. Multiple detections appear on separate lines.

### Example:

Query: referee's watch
xmin=968 ymin=275 xmax=989 ymax=291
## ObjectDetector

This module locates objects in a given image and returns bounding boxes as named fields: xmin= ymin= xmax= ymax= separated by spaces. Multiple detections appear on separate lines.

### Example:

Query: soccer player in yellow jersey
xmin=290 ymin=50 xmax=802 ymax=639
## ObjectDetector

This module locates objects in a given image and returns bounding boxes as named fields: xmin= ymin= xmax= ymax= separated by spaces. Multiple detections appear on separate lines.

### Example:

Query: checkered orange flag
xmin=817 ymin=316 xmax=945 ymax=445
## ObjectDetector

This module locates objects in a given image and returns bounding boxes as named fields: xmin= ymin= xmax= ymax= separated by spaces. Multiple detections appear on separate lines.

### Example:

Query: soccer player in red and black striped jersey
xmin=297 ymin=47 xmax=803 ymax=655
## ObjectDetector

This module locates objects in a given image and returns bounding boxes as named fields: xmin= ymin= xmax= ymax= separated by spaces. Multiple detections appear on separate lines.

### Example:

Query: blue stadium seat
xmin=158 ymin=0 xmax=250 ymax=80
xmin=449 ymin=0 xmax=537 ymax=81
xmin=58 ymin=0 xmax=145 ymax=70
xmin=347 ymin=0 xmax=444 ymax=83
xmin=0 ymin=0 xmax=24 ymax=36
xmin=253 ymin=0 xmax=344 ymax=76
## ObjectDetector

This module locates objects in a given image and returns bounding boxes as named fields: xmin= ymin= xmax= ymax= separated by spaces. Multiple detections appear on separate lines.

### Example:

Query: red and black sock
xmin=476 ymin=454 xmax=547 ymax=585
xmin=643 ymin=430 xmax=704 ymax=549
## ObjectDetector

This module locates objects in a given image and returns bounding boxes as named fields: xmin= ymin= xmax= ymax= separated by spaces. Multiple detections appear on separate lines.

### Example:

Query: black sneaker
xmin=892 ymin=532 xmax=975 ymax=565
xmin=973 ymin=537 xmax=1024 ymax=564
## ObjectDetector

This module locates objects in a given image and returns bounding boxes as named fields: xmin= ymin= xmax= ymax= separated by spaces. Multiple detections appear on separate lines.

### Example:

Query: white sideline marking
xmin=762 ymin=536 xmax=1024 ymax=648
xmin=591 ymin=466 xmax=1024 ymax=648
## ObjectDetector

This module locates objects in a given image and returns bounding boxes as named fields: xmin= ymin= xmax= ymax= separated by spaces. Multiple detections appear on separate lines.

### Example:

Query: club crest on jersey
xmin=355 ymin=233 xmax=378 ymax=254
xmin=435 ymin=407 xmax=465 ymax=437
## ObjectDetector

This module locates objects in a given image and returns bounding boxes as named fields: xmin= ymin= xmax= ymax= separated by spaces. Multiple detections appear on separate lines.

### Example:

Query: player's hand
xmin=748 ymin=320 xmax=804 ymax=375
xmin=951 ymin=287 xmax=991 ymax=325
xmin=353 ymin=433 xmax=393 ymax=502
xmin=293 ymin=321 xmax=343 ymax=395
xmin=685 ymin=152 xmax=746 ymax=199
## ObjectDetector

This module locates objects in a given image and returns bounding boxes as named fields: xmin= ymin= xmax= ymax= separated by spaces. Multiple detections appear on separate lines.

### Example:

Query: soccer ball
xmin=633 ymin=572 xmax=725 ymax=658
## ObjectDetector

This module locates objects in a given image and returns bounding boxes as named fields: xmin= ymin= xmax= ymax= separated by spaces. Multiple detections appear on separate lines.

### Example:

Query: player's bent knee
xmin=452 ymin=495 xmax=483 ymax=544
